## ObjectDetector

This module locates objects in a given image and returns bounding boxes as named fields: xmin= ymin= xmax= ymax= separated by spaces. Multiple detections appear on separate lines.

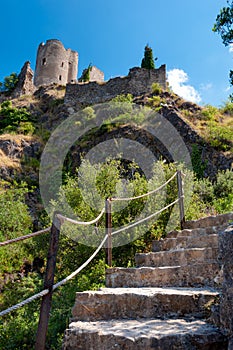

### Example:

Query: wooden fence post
xmin=105 ymin=199 xmax=112 ymax=267
xmin=177 ymin=170 xmax=185 ymax=230
xmin=35 ymin=213 xmax=61 ymax=350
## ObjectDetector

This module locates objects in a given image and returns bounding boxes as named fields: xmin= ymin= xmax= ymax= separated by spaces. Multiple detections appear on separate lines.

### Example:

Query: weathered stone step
xmin=72 ymin=287 xmax=219 ymax=321
xmin=106 ymin=263 xmax=220 ymax=288
xmin=183 ymin=212 xmax=233 ymax=230
xmin=135 ymin=247 xmax=218 ymax=267
xmin=166 ymin=226 xmax=227 ymax=239
xmin=62 ymin=318 xmax=227 ymax=350
xmin=152 ymin=234 xmax=218 ymax=252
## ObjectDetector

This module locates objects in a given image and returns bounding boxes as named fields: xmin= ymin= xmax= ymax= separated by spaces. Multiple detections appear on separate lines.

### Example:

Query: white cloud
xmin=229 ymin=43 xmax=233 ymax=53
xmin=167 ymin=68 xmax=201 ymax=104
xmin=200 ymin=83 xmax=213 ymax=91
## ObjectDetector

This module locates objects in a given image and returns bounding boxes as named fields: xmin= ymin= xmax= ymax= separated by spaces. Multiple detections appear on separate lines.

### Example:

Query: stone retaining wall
xmin=65 ymin=65 xmax=166 ymax=108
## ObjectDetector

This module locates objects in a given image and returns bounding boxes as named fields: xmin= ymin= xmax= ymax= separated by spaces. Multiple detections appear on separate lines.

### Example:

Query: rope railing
xmin=0 ymin=289 xmax=49 ymax=317
xmin=53 ymin=233 xmax=108 ymax=290
xmin=0 ymin=208 xmax=106 ymax=247
xmin=56 ymin=207 xmax=105 ymax=226
xmin=0 ymin=227 xmax=51 ymax=247
xmin=0 ymin=169 xmax=185 ymax=349
xmin=0 ymin=233 xmax=108 ymax=317
xmin=111 ymin=171 xmax=178 ymax=202
xmin=111 ymin=197 xmax=181 ymax=236
xmin=0 ymin=196 xmax=182 ymax=316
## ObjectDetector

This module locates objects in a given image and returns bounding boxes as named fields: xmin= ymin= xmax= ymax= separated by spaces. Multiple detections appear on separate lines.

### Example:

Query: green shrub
xmin=201 ymin=105 xmax=219 ymax=121
xmin=18 ymin=121 xmax=35 ymax=135
xmin=220 ymin=99 xmax=233 ymax=115
xmin=214 ymin=169 xmax=233 ymax=198
xmin=111 ymin=94 xmax=133 ymax=103
xmin=0 ymin=72 xmax=18 ymax=93
xmin=191 ymin=144 xmax=207 ymax=178
xmin=81 ymin=64 xmax=92 ymax=82
xmin=0 ymin=183 xmax=32 ymax=272
xmin=151 ymin=82 xmax=163 ymax=95
xmin=0 ymin=101 xmax=31 ymax=132
xmin=206 ymin=121 xmax=233 ymax=151
xmin=147 ymin=95 xmax=162 ymax=108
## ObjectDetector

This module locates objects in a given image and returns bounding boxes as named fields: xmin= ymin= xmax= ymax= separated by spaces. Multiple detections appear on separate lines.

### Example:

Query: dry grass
xmin=0 ymin=134 xmax=40 ymax=145
xmin=0 ymin=149 xmax=21 ymax=169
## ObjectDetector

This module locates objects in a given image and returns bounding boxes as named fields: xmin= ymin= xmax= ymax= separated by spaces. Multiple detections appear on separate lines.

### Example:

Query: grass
xmin=0 ymin=133 xmax=40 ymax=145
xmin=0 ymin=149 xmax=21 ymax=169
xmin=181 ymin=105 xmax=233 ymax=153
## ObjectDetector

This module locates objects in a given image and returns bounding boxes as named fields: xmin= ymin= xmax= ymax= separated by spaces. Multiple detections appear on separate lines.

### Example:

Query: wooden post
xmin=177 ymin=170 xmax=185 ymax=230
xmin=105 ymin=199 xmax=112 ymax=267
xmin=35 ymin=213 xmax=61 ymax=350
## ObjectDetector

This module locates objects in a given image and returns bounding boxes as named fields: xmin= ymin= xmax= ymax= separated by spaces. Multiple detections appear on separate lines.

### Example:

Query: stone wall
xmin=34 ymin=39 xmax=78 ymax=87
xmin=89 ymin=66 xmax=104 ymax=82
xmin=65 ymin=65 xmax=166 ymax=107
xmin=219 ymin=224 xmax=233 ymax=349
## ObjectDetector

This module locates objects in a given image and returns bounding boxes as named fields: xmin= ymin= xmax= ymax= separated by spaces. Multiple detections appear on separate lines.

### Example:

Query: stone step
xmin=166 ymin=226 xmax=226 ymax=239
xmin=152 ymin=234 xmax=219 ymax=252
xmin=106 ymin=263 xmax=220 ymax=288
xmin=183 ymin=212 xmax=233 ymax=230
xmin=135 ymin=247 xmax=218 ymax=267
xmin=62 ymin=318 xmax=227 ymax=350
xmin=72 ymin=287 xmax=219 ymax=321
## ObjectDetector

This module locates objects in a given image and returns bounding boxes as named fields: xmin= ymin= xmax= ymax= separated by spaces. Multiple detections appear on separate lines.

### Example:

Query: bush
xmin=201 ymin=105 xmax=219 ymax=121
xmin=0 ymin=101 xmax=32 ymax=133
xmin=147 ymin=95 xmax=163 ymax=108
xmin=17 ymin=121 xmax=35 ymax=135
xmin=111 ymin=94 xmax=133 ymax=103
xmin=206 ymin=121 xmax=233 ymax=151
xmin=0 ymin=73 xmax=18 ymax=93
xmin=151 ymin=82 xmax=163 ymax=95
xmin=220 ymin=99 xmax=233 ymax=115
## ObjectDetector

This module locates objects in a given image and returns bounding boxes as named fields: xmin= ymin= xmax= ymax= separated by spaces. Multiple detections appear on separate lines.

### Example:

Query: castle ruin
xmin=34 ymin=39 xmax=78 ymax=86
xmin=11 ymin=39 xmax=167 ymax=100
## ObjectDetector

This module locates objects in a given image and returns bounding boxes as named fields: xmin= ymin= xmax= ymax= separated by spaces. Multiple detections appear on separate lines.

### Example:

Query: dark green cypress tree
xmin=141 ymin=45 xmax=157 ymax=69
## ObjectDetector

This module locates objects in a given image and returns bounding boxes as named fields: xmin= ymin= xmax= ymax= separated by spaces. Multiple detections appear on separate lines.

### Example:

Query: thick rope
xmin=111 ymin=172 xmax=177 ymax=202
xmin=56 ymin=207 xmax=105 ymax=226
xmin=0 ymin=289 xmax=49 ymax=317
xmin=112 ymin=197 xmax=181 ymax=236
xmin=53 ymin=234 xmax=108 ymax=290
xmin=0 ymin=228 xmax=51 ymax=247
xmin=0 ymin=234 xmax=108 ymax=317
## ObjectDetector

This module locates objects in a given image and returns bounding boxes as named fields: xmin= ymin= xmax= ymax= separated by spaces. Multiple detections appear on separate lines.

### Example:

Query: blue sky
xmin=0 ymin=0 xmax=232 ymax=106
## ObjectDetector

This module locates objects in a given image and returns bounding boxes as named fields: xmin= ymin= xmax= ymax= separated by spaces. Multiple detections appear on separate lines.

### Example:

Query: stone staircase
xmin=62 ymin=213 xmax=233 ymax=350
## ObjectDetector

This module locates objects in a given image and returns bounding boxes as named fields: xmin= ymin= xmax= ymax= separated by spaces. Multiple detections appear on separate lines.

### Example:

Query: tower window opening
xmin=61 ymin=62 xmax=64 ymax=67
xmin=59 ymin=75 xmax=62 ymax=81
xmin=42 ymin=58 xmax=46 ymax=66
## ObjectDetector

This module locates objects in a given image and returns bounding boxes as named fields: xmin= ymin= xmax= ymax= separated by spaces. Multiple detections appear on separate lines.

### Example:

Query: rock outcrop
xmin=13 ymin=61 xmax=35 ymax=97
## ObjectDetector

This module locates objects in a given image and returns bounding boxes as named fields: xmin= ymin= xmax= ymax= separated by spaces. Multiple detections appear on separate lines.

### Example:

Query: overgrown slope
xmin=0 ymin=85 xmax=232 ymax=349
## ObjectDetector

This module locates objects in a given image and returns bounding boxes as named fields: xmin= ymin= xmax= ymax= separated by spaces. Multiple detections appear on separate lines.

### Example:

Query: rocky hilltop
xmin=0 ymin=79 xmax=232 ymax=185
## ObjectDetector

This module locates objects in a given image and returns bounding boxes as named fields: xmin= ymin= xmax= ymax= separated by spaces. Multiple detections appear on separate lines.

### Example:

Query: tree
xmin=141 ymin=45 xmax=157 ymax=69
xmin=213 ymin=1 xmax=233 ymax=46
xmin=80 ymin=64 xmax=92 ymax=82
xmin=213 ymin=1 xmax=233 ymax=94
xmin=0 ymin=72 xmax=18 ymax=93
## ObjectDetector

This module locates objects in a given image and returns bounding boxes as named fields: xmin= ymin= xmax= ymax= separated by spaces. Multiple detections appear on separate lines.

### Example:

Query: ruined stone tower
xmin=34 ymin=39 xmax=78 ymax=87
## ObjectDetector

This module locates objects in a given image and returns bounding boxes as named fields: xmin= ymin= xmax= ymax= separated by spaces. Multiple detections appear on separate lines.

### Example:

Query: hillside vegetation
xmin=0 ymin=85 xmax=232 ymax=349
